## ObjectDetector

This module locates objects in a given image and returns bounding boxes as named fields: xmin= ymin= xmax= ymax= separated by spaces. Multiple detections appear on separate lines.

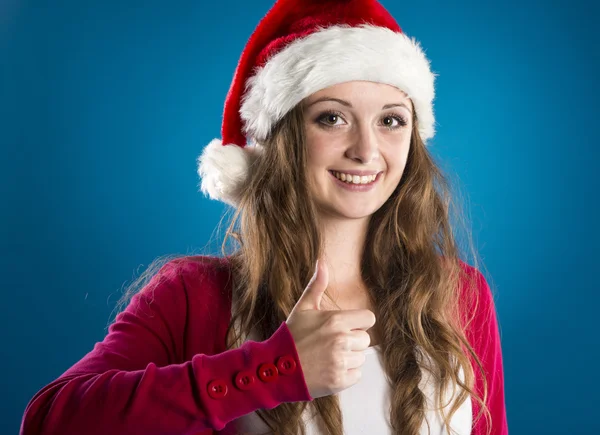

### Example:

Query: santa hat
xmin=197 ymin=0 xmax=436 ymax=206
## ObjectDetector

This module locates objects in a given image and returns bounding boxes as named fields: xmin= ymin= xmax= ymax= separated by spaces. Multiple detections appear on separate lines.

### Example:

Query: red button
xmin=276 ymin=355 xmax=297 ymax=375
xmin=207 ymin=379 xmax=228 ymax=399
xmin=234 ymin=370 xmax=256 ymax=391
xmin=257 ymin=363 xmax=279 ymax=382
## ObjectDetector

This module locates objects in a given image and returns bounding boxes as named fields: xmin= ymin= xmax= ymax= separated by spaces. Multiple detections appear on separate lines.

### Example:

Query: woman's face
xmin=302 ymin=81 xmax=413 ymax=220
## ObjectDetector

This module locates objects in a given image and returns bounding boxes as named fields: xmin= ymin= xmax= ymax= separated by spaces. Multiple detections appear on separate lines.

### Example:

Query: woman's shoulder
xmin=165 ymin=253 xmax=232 ymax=292
xmin=455 ymin=259 xmax=496 ymax=314
xmin=132 ymin=255 xmax=234 ymax=316
xmin=437 ymin=256 xmax=495 ymax=312
xmin=123 ymin=255 xmax=235 ymax=356
xmin=167 ymin=254 xmax=233 ymax=284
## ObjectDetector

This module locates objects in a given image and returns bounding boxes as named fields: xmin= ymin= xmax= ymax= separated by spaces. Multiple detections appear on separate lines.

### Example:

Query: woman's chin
xmin=319 ymin=202 xmax=381 ymax=221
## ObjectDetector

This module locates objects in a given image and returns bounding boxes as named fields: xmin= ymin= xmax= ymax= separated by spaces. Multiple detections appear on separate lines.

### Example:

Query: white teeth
xmin=332 ymin=171 xmax=378 ymax=184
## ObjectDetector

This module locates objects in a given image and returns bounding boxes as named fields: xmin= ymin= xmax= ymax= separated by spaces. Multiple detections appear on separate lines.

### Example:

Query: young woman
xmin=20 ymin=1 xmax=508 ymax=434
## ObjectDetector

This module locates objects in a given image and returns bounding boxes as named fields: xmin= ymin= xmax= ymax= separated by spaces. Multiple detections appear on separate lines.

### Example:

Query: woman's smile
xmin=327 ymin=169 xmax=383 ymax=192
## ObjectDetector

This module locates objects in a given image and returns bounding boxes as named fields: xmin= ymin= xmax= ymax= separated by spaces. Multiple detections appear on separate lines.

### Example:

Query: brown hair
xmin=221 ymin=102 xmax=492 ymax=434
xmin=113 ymin=98 xmax=492 ymax=435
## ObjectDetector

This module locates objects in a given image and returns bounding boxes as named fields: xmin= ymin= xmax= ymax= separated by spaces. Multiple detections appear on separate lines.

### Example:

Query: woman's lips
xmin=328 ymin=170 xmax=382 ymax=191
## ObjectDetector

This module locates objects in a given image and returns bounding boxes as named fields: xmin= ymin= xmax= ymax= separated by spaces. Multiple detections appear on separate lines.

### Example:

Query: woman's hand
xmin=285 ymin=260 xmax=376 ymax=399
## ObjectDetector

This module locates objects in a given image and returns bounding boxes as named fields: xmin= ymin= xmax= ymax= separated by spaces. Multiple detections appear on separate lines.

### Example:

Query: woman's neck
xmin=319 ymin=215 xmax=371 ymax=307
xmin=319 ymin=215 xmax=380 ymax=346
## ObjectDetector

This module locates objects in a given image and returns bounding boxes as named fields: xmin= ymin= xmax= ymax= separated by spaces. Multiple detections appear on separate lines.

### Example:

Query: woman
xmin=20 ymin=0 xmax=508 ymax=434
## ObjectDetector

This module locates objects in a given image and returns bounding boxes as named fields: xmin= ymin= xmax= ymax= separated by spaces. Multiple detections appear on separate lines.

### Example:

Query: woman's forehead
xmin=304 ymin=81 xmax=411 ymax=107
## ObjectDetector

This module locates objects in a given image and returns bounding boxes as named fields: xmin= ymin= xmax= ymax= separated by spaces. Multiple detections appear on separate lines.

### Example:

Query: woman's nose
xmin=345 ymin=126 xmax=380 ymax=164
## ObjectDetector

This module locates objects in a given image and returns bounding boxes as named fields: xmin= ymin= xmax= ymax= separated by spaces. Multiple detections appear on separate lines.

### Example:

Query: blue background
xmin=2 ymin=0 xmax=598 ymax=433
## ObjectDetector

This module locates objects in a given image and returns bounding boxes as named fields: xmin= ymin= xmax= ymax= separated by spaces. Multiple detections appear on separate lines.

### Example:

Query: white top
xmin=218 ymin=337 xmax=472 ymax=435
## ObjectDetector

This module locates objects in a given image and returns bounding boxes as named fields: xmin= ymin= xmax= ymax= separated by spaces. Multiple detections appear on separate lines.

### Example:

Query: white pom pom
xmin=196 ymin=138 xmax=262 ymax=207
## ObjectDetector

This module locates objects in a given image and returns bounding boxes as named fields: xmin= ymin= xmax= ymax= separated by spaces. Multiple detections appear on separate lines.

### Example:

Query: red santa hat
xmin=197 ymin=0 xmax=436 ymax=206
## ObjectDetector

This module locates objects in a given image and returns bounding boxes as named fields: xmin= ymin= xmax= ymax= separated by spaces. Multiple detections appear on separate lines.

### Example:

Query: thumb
xmin=294 ymin=260 xmax=329 ymax=312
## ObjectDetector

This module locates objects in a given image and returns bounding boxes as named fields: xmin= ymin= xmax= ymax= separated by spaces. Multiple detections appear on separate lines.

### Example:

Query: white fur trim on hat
xmin=197 ymin=139 xmax=263 ymax=206
xmin=240 ymin=24 xmax=437 ymax=144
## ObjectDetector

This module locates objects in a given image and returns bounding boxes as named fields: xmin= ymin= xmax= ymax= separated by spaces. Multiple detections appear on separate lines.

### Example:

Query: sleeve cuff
xmin=192 ymin=321 xmax=313 ymax=430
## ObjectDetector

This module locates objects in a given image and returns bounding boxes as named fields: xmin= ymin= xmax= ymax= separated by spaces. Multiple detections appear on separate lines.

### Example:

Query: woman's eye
xmin=381 ymin=115 xmax=407 ymax=129
xmin=316 ymin=112 xmax=407 ymax=129
xmin=317 ymin=112 xmax=344 ymax=127
xmin=325 ymin=114 xmax=339 ymax=124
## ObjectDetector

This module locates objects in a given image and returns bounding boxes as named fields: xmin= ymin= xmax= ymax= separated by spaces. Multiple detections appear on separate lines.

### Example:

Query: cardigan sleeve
xmin=20 ymin=258 xmax=312 ymax=435
xmin=462 ymin=264 xmax=509 ymax=435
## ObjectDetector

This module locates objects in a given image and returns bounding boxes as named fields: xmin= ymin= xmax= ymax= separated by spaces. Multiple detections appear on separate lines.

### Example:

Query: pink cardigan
xmin=20 ymin=256 xmax=508 ymax=434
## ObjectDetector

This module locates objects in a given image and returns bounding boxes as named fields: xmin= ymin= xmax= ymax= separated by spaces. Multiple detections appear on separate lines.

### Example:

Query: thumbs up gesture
xmin=285 ymin=260 xmax=376 ymax=399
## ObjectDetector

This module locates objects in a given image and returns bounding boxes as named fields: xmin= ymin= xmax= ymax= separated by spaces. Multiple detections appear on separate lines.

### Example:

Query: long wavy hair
xmin=113 ymin=98 xmax=492 ymax=435
xmin=222 ymin=101 xmax=491 ymax=435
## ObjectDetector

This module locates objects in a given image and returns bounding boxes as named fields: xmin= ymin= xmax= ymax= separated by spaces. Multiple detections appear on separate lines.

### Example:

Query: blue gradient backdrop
xmin=2 ymin=1 xmax=598 ymax=434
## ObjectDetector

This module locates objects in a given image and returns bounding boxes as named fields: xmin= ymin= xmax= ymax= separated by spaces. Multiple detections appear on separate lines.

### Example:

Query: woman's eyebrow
xmin=306 ymin=97 xmax=412 ymax=113
xmin=306 ymin=97 xmax=352 ymax=107
xmin=382 ymin=103 xmax=412 ymax=113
